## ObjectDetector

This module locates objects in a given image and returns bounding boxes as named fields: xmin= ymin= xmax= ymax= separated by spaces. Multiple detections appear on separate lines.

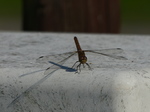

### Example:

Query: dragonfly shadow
xmin=48 ymin=61 xmax=76 ymax=72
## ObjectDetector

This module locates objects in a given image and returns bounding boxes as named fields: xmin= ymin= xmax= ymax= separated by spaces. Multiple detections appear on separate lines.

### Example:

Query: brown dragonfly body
xmin=72 ymin=37 xmax=91 ymax=72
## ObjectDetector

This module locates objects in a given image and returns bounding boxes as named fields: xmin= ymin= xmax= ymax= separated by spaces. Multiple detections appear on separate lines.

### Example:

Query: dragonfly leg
xmin=76 ymin=63 xmax=81 ymax=73
xmin=86 ymin=63 xmax=92 ymax=70
xmin=72 ymin=61 xmax=79 ymax=69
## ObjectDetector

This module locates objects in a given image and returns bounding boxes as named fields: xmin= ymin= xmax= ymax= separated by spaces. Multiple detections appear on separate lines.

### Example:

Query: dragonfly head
xmin=80 ymin=56 xmax=87 ymax=64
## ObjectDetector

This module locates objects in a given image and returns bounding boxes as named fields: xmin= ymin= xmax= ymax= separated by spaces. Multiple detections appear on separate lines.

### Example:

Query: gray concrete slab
xmin=1 ymin=32 xmax=150 ymax=112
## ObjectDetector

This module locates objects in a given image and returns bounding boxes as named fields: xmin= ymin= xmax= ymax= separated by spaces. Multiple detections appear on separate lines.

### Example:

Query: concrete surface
xmin=1 ymin=32 xmax=150 ymax=112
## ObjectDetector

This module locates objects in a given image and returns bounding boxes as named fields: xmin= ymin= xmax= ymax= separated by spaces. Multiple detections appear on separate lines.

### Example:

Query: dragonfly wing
xmin=85 ymin=48 xmax=123 ymax=54
xmin=7 ymin=69 xmax=57 ymax=108
xmin=36 ymin=51 xmax=77 ymax=64
xmin=39 ymin=52 xmax=77 ymax=75
xmin=84 ymin=48 xmax=127 ymax=60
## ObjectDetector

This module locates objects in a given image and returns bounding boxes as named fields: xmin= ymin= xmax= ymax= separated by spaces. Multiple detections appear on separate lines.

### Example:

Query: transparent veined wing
xmin=84 ymin=48 xmax=127 ymax=60
xmin=36 ymin=51 xmax=77 ymax=64
xmin=36 ymin=51 xmax=77 ymax=75
xmin=36 ymin=48 xmax=127 ymax=75
xmin=7 ymin=69 xmax=58 ymax=108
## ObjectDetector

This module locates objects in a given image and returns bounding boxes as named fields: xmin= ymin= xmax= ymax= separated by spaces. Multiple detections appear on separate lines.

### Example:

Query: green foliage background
xmin=121 ymin=0 xmax=150 ymax=23
xmin=0 ymin=0 xmax=21 ymax=17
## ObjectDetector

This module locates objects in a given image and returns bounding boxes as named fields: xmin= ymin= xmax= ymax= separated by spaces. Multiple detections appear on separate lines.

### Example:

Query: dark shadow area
xmin=48 ymin=61 xmax=76 ymax=72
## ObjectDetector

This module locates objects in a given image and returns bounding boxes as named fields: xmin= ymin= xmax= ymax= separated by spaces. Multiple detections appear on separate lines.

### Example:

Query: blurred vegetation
xmin=0 ymin=0 xmax=21 ymax=17
xmin=121 ymin=0 xmax=150 ymax=23
xmin=0 ymin=1 xmax=21 ymax=31
xmin=120 ymin=0 xmax=150 ymax=34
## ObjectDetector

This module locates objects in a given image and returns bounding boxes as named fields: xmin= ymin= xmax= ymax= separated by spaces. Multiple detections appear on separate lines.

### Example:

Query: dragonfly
xmin=37 ymin=36 xmax=127 ymax=73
